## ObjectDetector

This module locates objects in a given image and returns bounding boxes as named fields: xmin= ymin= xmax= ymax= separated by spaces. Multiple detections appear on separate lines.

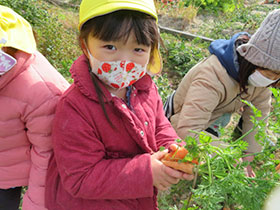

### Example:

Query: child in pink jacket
xmin=0 ymin=6 xmax=69 ymax=210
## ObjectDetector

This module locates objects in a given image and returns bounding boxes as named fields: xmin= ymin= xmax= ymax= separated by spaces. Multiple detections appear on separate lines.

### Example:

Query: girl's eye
xmin=104 ymin=45 xmax=116 ymax=50
xmin=135 ymin=48 xmax=144 ymax=53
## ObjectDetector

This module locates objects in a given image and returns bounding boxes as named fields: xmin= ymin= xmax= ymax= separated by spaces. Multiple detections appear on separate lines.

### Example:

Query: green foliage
xmin=184 ymin=0 xmax=243 ymax=13
xmin=197 ymin=4 xmax=278 ymax=40
xmin=269 ymin=88 xmax=280 ymax=135
xmin=158 ymin=88 xmax=280 ymax=210
xmin=33 ymin=2 xmax=80 ymax=81
xmin=153 ymin=73 xmax=175 ymax=103
xmin=157 ymin=0 xmax=243 ymax=13
xmin=69 ymin=0 xmax=81 ymax=5
xmin=0 ymin=0 xmax=48 ymax=26
xmin=160 ymin=33 xmax=209 ymax=87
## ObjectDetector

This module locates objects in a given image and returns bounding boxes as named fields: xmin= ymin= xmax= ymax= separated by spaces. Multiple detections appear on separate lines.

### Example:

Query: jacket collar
xmin=70 ymin=54 xmax=152 ymax=102
xmin=0 ymin=51 xmax=33 ymax=90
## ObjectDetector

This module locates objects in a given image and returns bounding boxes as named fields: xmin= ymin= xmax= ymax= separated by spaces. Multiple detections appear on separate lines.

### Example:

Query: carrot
xmin=276 ymin=163 xmax=280 ymax=173
xmin=161 ymin=159 xmax=194 ymax=174
xmin=163 ymin=146 xmax=198 ymax=164
xmin=161 ymin=145 xmax=199 ymax=174
xmin=191 ymin=159 xmax=199 ymax=165
xmin=164 ymin=146 xmax=188 ymax=161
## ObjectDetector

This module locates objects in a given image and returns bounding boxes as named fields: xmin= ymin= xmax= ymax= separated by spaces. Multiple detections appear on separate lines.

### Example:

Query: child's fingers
xmin=164 ymin=164 xmax=184 ymax=179
xmin=163 ymin=174 xmax=180 ymax=185
xmin=244 ymin=165 xmax=256 ymax=178
xmin=152 ymin=149 xmax=168 ymax=160
xmin=182 ymin=173 xmax=194 ymax=181
xmin=160 ymin=176 xmax=179 ymax=188
xmin=157 ymin=184 xmax=169 ymax=191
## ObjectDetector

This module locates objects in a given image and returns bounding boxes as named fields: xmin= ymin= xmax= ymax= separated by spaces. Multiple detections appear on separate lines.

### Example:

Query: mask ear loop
xmin=82 ymin=39 xmax=95 ymax=72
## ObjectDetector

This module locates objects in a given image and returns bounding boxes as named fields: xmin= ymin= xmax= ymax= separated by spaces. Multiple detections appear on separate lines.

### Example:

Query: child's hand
xmin=151 ymin=150 xmax=192 ymax=191
xmin=161 ymin=144 xmax=198 ymax=175
xmin=242 ymin=154 xmax=256 ymax=177
xmin=244 ymin=164 xmax=255 ymax=177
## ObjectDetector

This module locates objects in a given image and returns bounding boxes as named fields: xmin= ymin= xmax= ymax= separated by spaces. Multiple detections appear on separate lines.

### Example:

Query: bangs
xmin=81 ymin=10 xmax=158 ymax=48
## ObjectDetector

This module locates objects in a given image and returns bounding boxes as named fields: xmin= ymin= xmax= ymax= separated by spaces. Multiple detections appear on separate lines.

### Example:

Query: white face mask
xmin=248 ymin=70 xmax=278 ymax=87
xmin=87 ymin=49 xmax=147 ymax=89
xmin=0 ymin=49 xmax=17 ymax=75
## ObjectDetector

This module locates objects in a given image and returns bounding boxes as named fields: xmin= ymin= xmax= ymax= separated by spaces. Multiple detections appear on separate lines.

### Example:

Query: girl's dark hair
xmin=237 ymin=52 xmax=257 ymax=93
xmin=79 ymin=10 xmax=160 ymax=126
xmin=80 ymin=10 xmax=160 ymax=54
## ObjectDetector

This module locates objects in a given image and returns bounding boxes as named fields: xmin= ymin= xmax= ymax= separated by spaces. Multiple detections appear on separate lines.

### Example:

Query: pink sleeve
xmin=22 ymin=96 xmax=60 ymax=210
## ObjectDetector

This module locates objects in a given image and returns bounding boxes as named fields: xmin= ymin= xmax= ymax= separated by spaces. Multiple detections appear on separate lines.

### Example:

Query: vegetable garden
xmin=1 ymin=0 xmax=279 ymax=209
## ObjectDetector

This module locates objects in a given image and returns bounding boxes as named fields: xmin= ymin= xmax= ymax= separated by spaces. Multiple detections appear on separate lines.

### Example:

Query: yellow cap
xmin=79 ymin=0 xmax=161 ymax=74
xmin=79 ymin=0 xmax=158 ymax=30
xmin=0 ymin=5 xmax=36 ymax=54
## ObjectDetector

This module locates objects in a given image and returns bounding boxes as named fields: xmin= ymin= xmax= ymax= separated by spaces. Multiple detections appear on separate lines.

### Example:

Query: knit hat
xmin=0 ymin=5 xmax=36 ymax=53
xmin=78 ymin=0 xmax=161 ymax=74
xmin=237 ymin=9 xmax=280 ymax=71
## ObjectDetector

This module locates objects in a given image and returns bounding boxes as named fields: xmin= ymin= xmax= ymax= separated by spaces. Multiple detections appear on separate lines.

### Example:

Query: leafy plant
xmin=160 ymin=33 xmax=209 ymax=88
xmin=153 ymin=73 xmax=175 ymax=103
xmin=187 ymin=0 xmax=243 ymax=13
xmin=159 ymin=88 xmax=280 ymax=210
xmin=0 ymin=0 xmax=48 ymax=26
xmin=34 ymin=1 xmax=81 ymax=81
xmin=156 ymin=0 xmax=244 ymax=14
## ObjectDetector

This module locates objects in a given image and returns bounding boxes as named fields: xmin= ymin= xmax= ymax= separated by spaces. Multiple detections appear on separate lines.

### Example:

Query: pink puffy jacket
xmin=45 ymin=55 xmax=179 ymax=210
xmin=0 ymin=51 xmax=69 ymax=210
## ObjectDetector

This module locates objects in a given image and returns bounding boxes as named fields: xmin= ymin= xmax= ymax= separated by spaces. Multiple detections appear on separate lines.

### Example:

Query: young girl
xmin=166 ymin=9 xmax=280 ymax=177
xmin=0 ymin=5 xmax=69 ymax=210
xmin=45 ymin=0 xmax=193 ymax=209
